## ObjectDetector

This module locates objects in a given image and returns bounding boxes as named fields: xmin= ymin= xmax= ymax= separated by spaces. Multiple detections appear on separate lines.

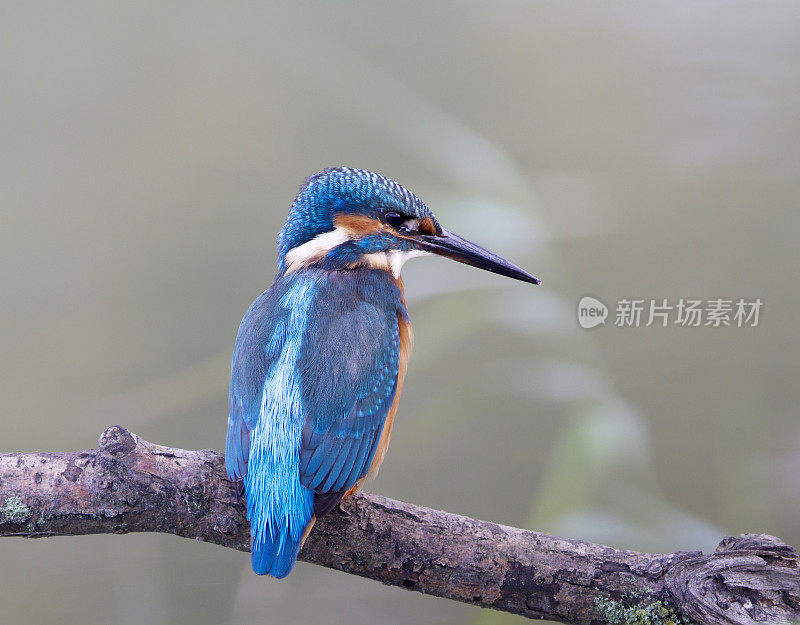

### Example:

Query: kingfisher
xmin=226 ymin=167 xmax=539 ymax=578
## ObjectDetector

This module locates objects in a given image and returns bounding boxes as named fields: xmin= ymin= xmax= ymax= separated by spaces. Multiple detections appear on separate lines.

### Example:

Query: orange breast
xmin=366 ymin=304 xmax=413 ymax=477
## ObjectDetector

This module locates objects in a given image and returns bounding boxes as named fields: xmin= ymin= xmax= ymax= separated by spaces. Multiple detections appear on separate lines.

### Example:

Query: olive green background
xmin=1 ymin=3 xmax=798 ymax=624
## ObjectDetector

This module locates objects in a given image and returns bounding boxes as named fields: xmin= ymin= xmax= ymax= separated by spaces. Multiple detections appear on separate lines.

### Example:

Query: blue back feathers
xmin=277 ymin=167 xmax=435 ymax=272
xmin=226 ymin=266 xmax=408 ymax=577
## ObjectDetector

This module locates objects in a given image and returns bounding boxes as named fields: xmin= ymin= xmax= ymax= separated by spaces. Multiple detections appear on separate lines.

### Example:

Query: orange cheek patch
xmin=417 ymin=217 xmax=437 ymax=235
xmin=333 ymin=213 xmax=388 ymax=237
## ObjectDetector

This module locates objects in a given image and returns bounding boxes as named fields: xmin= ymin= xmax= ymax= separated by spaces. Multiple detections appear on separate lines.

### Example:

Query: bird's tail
xmin=244 ymin=462 xmax=314 ymax=578
xmin=250 ymin=521 xmax=304 ymax=578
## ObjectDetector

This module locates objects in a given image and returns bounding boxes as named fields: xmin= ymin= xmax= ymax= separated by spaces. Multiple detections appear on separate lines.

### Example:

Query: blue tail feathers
xmin=250 ymin=520 xmax=306 ymax=578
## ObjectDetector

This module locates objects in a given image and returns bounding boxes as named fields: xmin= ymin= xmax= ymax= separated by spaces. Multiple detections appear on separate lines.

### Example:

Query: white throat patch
xmin=363 ymin=249 xmax=431 ymax=277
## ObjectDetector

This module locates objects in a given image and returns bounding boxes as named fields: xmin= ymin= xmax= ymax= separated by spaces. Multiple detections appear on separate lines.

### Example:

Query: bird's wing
xmin=225 ymin=282 xmax=289 ymax=481
xmin=297 ymin=278 xmax=403 ymax=496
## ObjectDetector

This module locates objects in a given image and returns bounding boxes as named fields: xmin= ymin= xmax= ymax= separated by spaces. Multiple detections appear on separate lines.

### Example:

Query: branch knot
xmin=665 ymin=533 xmax=799 ymax=625
xmin=98 ymin=426 xmax=136 ymax=459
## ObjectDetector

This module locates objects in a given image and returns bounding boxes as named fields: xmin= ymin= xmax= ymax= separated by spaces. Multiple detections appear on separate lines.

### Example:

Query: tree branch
xmin=1 ymin=427 xmax=797 ymax=624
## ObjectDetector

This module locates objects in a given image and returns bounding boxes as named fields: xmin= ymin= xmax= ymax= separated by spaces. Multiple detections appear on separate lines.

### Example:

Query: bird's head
xmin=277 ymin=167 xmax=539 ymax=285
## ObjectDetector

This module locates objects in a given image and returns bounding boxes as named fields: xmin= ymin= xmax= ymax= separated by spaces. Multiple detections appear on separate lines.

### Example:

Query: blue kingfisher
xmin=226 ymin=167 xmax=539 ymax=577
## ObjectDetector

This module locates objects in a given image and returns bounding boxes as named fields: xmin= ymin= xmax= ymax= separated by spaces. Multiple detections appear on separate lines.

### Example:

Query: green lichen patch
xmin=595 ymin=596 xmax=694 ymax=625
xmin=1 ymin=495 xmax=32 ymax=524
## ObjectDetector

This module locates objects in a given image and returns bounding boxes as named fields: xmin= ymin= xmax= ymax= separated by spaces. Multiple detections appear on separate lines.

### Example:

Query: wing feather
xmin=225 ymin=282 xmax=290 ymax=481
xmin=297 ymin=271 xmax=405 ymax=498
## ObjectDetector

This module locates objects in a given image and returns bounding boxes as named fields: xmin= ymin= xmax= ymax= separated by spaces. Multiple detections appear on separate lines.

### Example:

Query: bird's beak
xmin=412 ymin=229 xmax=540 ymax=285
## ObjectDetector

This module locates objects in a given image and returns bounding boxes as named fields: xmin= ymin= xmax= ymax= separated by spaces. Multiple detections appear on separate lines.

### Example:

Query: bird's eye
xmin=384 ymin=211 xmax=406 ymax=230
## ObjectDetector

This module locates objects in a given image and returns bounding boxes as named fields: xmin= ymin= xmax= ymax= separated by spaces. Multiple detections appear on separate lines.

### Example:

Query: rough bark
xmin=0 ymin=427 xmax=797 ymax=624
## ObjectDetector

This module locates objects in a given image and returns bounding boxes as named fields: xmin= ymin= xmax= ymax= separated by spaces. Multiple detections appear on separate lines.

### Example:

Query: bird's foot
xmin=233 ymin=479 xmax=245 ymax=506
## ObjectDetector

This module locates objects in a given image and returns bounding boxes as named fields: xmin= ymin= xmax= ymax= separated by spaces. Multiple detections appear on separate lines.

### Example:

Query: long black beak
xmin=413 ymin=229 xmax=540 ymax=285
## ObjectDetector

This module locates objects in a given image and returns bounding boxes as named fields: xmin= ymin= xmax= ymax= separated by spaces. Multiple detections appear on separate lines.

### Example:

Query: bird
xmin=225 ymin=167 xmax=539 ymax=578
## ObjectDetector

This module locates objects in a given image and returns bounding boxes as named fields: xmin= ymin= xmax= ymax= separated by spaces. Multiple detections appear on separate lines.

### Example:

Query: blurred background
xmin=1 ymin=2 xmax=798 ymax=624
